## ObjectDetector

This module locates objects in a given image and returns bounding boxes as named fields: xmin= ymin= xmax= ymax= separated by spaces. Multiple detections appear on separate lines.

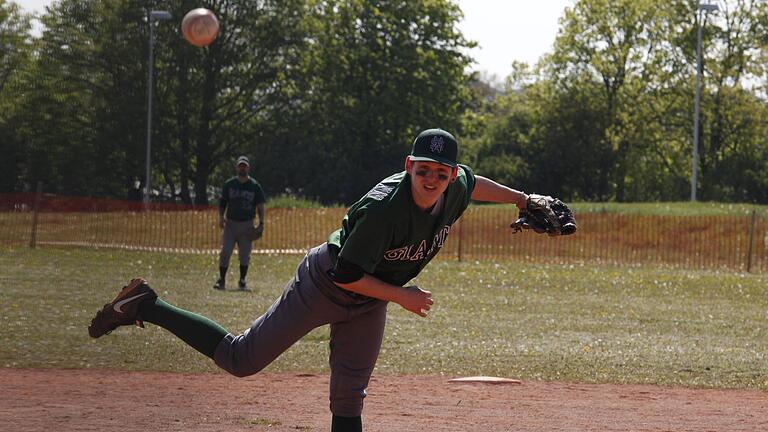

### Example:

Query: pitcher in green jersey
xmin=89 ymin=129 xmax=535 ymax=432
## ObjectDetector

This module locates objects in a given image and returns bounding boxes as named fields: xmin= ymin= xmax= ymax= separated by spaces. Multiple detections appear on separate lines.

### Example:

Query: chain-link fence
xmin=1 ymin=192 xmax=765 ymax=272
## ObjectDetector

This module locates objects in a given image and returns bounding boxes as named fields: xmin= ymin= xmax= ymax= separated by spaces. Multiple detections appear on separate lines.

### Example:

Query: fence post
xmin=456 ymin=217 xmax=463 ymax=262
xmin=29 ymin=181 xmax=43 ymax=249
xmin=746 ymin=210 xmax=756 ymax=273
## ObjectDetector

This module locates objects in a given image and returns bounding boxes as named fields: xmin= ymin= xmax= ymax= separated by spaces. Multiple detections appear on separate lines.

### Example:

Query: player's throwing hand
xmin=399 ymin=285 xmax=433 ymax=317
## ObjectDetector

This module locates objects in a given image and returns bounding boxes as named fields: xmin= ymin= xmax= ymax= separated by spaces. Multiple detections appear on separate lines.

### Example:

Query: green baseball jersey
xmin=327 ymin=164 xmax=476 ymax=286
xmin=219 ymin=177 xmax=266 ymax=221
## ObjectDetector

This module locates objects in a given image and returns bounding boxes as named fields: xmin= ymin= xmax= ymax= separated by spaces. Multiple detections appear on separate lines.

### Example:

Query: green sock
xmin=139 ymin=298 xmax=229 ymax=359
xmin=331 ymin=415 xmax=362 ymax=432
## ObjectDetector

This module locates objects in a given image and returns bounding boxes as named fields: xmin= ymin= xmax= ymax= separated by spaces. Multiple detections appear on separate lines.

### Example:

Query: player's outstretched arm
xmin=471 ymin=175 xmax=528 ymax=208
xmin=336 ymin=275 xmax=433 ymax=317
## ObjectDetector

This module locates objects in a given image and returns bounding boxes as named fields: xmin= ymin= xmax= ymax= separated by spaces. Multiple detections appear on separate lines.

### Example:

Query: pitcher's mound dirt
xmin=2 ymin=368 xmax=766 ymax=431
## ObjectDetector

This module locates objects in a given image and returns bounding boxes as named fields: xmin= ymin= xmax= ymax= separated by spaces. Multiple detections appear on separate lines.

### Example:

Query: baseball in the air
xmin=181 ymin=8 xmax=219 ymax=47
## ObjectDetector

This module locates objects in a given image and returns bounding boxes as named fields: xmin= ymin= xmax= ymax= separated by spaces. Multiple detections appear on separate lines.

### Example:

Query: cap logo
xmin=430 ymin=136 xmax=444 ymax=153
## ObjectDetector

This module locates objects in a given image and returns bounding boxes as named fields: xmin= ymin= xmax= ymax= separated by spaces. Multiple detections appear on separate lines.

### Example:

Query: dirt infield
xmin=3 ymin=368 xmax=766 ymax=432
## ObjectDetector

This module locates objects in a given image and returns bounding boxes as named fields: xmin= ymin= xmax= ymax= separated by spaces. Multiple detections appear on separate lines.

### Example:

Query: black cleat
xmin=88 ymin=278 xmax=157 ymax=338
xmin=238 ymin=278 xmax=248 ymax=291
xmin=213 ymin=278 xmax=225 ymax=290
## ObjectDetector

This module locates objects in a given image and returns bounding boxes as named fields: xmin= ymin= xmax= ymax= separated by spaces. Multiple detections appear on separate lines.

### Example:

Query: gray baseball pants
xmin=213 ymin=243 xmax=388 ymax=417
xmin=219 ymin=218 xmax=253 ymax=267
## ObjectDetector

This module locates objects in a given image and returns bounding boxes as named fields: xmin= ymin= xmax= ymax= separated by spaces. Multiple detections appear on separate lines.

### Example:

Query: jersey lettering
xmin=425 ymin=225 xmax=451 ymax=256
xmin=368 ymin=184 xmax=394 ymax=201
xmin=229 ymin=189 xmax=256 ymax=202
xmin=410 ymin=240 xmax=427 ymax=261
xmin=383 ymin=246 xmax=409 ymax=261
xmin=383 ymin=225 xmax=452 ymax=262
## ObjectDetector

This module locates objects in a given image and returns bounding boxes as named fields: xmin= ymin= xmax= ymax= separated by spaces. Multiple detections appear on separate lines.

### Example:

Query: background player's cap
xmin=409 ymin=129 xmax=458 ymax=168
xmin=236 ymin=155 xmax=250 ymax=167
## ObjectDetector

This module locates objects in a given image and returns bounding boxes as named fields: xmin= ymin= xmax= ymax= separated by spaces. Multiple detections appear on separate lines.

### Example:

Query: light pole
xmin=691 ymin=1 xmax=719 ymax=201
xmin=144 ymin=10 xmax=172 ymax=209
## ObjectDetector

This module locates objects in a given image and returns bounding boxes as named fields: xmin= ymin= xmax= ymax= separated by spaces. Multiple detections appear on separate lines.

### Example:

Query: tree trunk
xmin=701 ymin=88 xmax=724 ymax=201
xmin=614 ymin=139 xmax=630 ymax=202
xmin=193 ymin=46 xmax=219 ymax=206
xmin=176 ymin=48 xmax=192 ymax=205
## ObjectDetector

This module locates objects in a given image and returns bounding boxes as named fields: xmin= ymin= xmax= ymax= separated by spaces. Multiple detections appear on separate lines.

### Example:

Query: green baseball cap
xmin=236 ymin=155 xmax=250 ymax=167
xmin=409 ymin=128 xmax=458 ymax=167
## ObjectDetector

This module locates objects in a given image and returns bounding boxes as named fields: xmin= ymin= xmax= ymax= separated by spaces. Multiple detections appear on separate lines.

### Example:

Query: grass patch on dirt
xmin=1 ymin=246 xmax=766 ymax=389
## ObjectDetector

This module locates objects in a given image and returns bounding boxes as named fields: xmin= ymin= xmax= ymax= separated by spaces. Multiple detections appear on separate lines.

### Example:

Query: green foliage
xmin=694 ymin=0 xmax=768 ymax=202
xmin=464 ymin=0 xmax=768 ymax=204
xmin=5 ymin=0 xmax=475 ymax=206
xmin=0 ymin=0 xmax=31 ymax=97
xmin=155 ymin=0 xmax=313 ymax=204
xmin=14 ymin=0 xmax=151 ymax=197
xmin=290 ymin=0 xmax=474 ymax=203
xmin=0 ymin=0 xmax=33 ymax=192
xmin=545 ymin=0 xmax=687 ymax=201
xmin=3 ymin=0 xmax=768 ymax=206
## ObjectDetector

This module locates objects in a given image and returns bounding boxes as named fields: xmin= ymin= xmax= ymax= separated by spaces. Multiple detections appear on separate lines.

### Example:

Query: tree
xmin=695 ymin=0 xmax=768 ymax=201
xmin=154 ymin=0 xmax=313 ymax=204
xmin=7 ymin=0 xmax=476 ymax=206
xmin=548 ymin=0 xmax=682 ymax=201
xmin=295 ymin=0 xmax=474 ymax=203
xmin=466 ymin=0 xmax=768 ymax=203
xmin=0 ymin=0 xmax=32 ymax=192
xmin=16 ymin=0 xmax=150 ymax=196
xmin=13 ymin=0 xmax=312 ymax=202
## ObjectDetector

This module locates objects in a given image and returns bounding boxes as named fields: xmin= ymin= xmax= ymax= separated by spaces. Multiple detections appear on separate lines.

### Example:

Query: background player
xmin=214 ymin=155 xmax=266 ymax=291
xmin=89 ymin=129 xmax=541 ymax=432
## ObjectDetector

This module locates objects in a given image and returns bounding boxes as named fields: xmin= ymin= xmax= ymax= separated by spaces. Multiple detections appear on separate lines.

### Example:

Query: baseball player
xmin=214 ymin=155 xmax=266 ymax=291
xmin=89 ymin=129 xmax=535 ymax=432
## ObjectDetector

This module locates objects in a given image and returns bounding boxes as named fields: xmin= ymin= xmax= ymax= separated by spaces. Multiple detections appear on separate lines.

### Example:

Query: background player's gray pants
xmin=219 ymin=219 xmax=253 ymax=268
xmin=213 ymin=243 xmax=388 ymax=417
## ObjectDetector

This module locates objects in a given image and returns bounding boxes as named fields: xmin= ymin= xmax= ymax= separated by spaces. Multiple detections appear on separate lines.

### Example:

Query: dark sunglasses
xmin=414 ymin=169 xmax=450 ymax=182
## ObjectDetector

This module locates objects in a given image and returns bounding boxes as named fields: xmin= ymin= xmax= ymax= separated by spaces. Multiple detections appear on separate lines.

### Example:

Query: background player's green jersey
xmin=219 ymin=177 xmax=266 ymax=221
xmin=328 ymin=165 xmax=476 ymax=286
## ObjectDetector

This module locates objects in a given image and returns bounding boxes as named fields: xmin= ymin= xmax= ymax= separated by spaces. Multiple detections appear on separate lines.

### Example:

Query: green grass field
xmin=1 ymin=246 xmax=767 ymax=389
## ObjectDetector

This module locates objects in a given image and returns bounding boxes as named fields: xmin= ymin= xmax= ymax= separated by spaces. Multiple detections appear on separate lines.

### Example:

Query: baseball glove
xmin=249 ymin=223 xmax=264 ymax=241
xmin=511 ymin=194 xmax=577 ymax=236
